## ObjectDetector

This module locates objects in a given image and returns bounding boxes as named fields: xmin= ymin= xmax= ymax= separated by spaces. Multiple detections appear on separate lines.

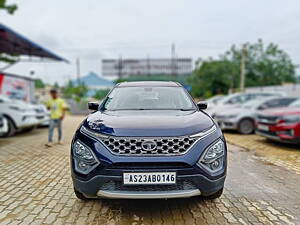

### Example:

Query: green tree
xmin=62 ymin=80 xmax=88 ymax=102
xmin=187 ymin=59 xmax=238 ymax=98
xmin=223 ymin=39 xmax=296 ymax=86
xmin=93 ymin=89 xmax=110 ymax=100
xmin=188 ymin=39 xmax=296 ymax=98
xmin=53 ymin=82 xmax=60 ymax=89
xmin=0 ymin=0 xmax=18 ymax=65
xmin=0 ymin=0 xmax=17 ymax=14
xmin=34 ymin=79 xmax=45 ymax=89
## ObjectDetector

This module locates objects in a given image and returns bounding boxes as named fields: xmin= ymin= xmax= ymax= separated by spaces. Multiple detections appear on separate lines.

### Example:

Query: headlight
xmin=80 ymin=126 xmax=108 ymax=139
xmin=225 ymin=114 xmax=236 ymax=119
xmin=190 ymin=125 xmax=216 ymax=138
xmin=9 ymin=106 xmax=26 ymax=112
xmin=280 ymin=115 xmax=300 ymax=124
xmin=72 ymin=140 xmax=100 ymax=174
xmin=198 ymin=139 xmax=225 ymax=173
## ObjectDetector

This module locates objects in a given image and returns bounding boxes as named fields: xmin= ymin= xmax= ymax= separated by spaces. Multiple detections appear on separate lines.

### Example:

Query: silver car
xmin=206 ymin=92 xmax=284 ymax=117
xmin=214 ymin=97 xmax=298 ymax=134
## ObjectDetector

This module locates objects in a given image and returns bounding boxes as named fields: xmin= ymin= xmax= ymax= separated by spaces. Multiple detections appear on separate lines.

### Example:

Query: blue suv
xmin=71 ymin=81 xmax=227 ymax=200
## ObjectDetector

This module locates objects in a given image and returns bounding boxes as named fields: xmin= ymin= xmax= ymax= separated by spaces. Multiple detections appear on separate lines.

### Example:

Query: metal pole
xmin=118 ymin=55 xmax=122 ymax=79
xmin=147 ymin=55 xmax=150 ymax=76
xmin=171 ymin=43 xmax=176 ymax=76
xmin=76 ymin=57 xmax=81 ymax=85
xmin=240 ymin=44 xmax=247 ymax=92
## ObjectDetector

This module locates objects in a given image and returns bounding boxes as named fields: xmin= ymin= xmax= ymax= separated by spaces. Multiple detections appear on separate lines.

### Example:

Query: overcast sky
xmin=2 ymin=0 xmax=300 ymax=84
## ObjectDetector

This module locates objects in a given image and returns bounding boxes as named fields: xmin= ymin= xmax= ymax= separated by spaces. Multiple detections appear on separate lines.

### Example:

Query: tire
xmin=74 ymin=187 xmax=89 ymax=201
xmin=203 ymin=188 xmax=223 ymax=200
xmin=4 ymin=117 xmax=16 ymax=137
xmin=238 ymin=118 xmax=255 ymax=134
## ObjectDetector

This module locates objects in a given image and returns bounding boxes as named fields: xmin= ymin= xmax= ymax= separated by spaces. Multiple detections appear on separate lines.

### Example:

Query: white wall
xmin=245 ymin=84 xmax=300 ymax=97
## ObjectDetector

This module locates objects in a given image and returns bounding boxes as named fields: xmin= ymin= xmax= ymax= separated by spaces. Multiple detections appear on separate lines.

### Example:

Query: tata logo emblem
xmin=141 ymin=140 xmax=157 ymax=151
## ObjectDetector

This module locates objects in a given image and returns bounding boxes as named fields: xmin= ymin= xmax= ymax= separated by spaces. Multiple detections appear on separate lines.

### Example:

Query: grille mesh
xmin=100 ymin=180 xmax=197 ymax=192
xmin=100 ymin=136 xmax=198 ymax=156
xmin=257 ymin=114 xmax=279 ymax=124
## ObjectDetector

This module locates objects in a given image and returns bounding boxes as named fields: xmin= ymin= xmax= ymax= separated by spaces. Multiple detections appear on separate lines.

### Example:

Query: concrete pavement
xmin=0 ymin=116 xmax=299 ymax=225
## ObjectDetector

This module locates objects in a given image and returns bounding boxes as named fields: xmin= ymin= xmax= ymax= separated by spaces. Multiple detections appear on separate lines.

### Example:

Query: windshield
xmin=290 ymin=99 xmax=300 ymax=107
xmin=103 ymin=86 xmax=196 ymax=111
xmin=218 ymin=94 xmax=241 ymax=105
xmin=207 ymin=95 xmax=224 ymax=104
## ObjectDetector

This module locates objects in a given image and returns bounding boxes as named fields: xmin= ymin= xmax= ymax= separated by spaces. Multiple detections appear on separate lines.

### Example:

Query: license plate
xmin=123 ymin=172 xmax=176 ymax=185
xmin=258 ymin=124 xmax=269 ymax=131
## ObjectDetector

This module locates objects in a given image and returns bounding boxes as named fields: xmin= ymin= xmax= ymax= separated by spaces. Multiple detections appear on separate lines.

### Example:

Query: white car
xmin=0 ymin=95 xmax=40 ymax=136
xmin=206 ymin=92 xmax=285 ymax=118
xmin=29 ymin=103 xmax=50 ymax=127
xmin=214 ymin=97 xmax=298 ymax=134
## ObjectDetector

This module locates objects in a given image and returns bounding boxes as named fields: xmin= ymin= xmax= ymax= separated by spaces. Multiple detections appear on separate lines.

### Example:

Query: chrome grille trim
xmin=80 ymin=125 xmax=216 ymax=156
xmin=101 ymin=136 xmax=198 ymax=156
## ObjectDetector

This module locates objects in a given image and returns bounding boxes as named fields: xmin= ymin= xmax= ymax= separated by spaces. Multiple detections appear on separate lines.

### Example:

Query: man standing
xmin=45 ymin=89 xmax=67 ymax=147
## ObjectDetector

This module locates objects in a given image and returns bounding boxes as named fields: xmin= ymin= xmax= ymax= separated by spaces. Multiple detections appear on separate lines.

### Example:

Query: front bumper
xmin=37 ymin=114 xmax=50 ymax=126
xmin=14 ymin=112 xmax=40 ymax=129
xmin=72 ymin=173 xmax=226 ymax=199
xmin=215 ymin=118 xmax=239 ymax=130
xmin=71 ymin=126 xmax=227 ymax=199
xmin=256 ymin=130 xmax=300 ymax=144
xmin=18 ymin=116 xmax=40 ymax=129
xmin=97 ymin=190 xmax=201 ymax=199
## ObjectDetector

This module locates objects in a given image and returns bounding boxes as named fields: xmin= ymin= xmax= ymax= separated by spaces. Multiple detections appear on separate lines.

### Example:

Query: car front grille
xmin=34 ymin=108 xmax=44 ymax=113
xmin=108 ymin=162 xmax=191 ymax=169
xmin=101 ymin=136 xmax=198 ymax=156
xmin=100 ymin=180 xmax=197 ymax=192
xmin=257 ymin=129 xmax=277 ymax=136
xmin=257 ymin=114 xmax=279 ymax=124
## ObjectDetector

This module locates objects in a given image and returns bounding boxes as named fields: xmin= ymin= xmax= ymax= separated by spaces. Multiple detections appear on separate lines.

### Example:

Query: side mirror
xmin=197 ymin=101 xmax=208 ymax=110
xmin=88 ymin=102 xmax=99 ymax=111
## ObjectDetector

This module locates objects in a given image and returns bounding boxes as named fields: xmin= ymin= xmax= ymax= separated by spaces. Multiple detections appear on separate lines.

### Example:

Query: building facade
xmin=102 ymin=58 xmax=193 ymax=77
xmin=0 ymin=73 xmax=35 ymax=103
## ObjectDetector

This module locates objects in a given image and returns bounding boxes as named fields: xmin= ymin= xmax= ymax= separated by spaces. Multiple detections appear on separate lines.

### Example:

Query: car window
xmin=289 ymin=99 xmax=300 ymax=107
xmin=103 ymin=86 xmax=196 ymax=111
xmin=226 ymin=95 xmax=243 ymax=104
xmin=257 ymin=98 xmax=296 ymax=110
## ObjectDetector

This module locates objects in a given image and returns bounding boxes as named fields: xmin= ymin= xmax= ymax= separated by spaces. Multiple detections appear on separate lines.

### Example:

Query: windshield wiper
xmin=107 ymin=108 xmax=195 ymax=111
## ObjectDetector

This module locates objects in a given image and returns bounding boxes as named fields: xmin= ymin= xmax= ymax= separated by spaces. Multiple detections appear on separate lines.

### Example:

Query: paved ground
xmin=225 ymin=132 xmax=300 ymax=175
xmin=0 ymin=116 xmax=300 ymax=225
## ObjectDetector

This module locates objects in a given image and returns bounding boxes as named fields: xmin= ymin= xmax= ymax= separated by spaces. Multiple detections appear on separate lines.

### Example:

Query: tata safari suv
xmin=71 ymin=81 xmax=227 ymax=200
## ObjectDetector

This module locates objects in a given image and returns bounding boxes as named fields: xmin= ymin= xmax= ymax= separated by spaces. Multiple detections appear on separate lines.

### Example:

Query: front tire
xmin=238 ymin=118 xmax=254 ymax=134
xmin=4 ymin=117 xmax=16 ymax=137
xmin=203 ymin=188 xmax=223 ymax=200
xmin=74 ymin=187 xmax=89 ymax=201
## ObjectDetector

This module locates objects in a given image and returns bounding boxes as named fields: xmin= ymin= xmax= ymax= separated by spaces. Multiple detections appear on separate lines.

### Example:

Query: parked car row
xmin=206 ymin=92 xmax=300 ymax=144
xmin=0 ymin=95 xmax=50 ymax=137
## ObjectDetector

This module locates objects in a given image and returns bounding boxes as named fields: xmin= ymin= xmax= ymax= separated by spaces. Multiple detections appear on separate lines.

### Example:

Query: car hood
xmin=261 ymin=107 xmax=300 ymax=116
xmin=83 ymin=110 xmax=214 ymax=137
